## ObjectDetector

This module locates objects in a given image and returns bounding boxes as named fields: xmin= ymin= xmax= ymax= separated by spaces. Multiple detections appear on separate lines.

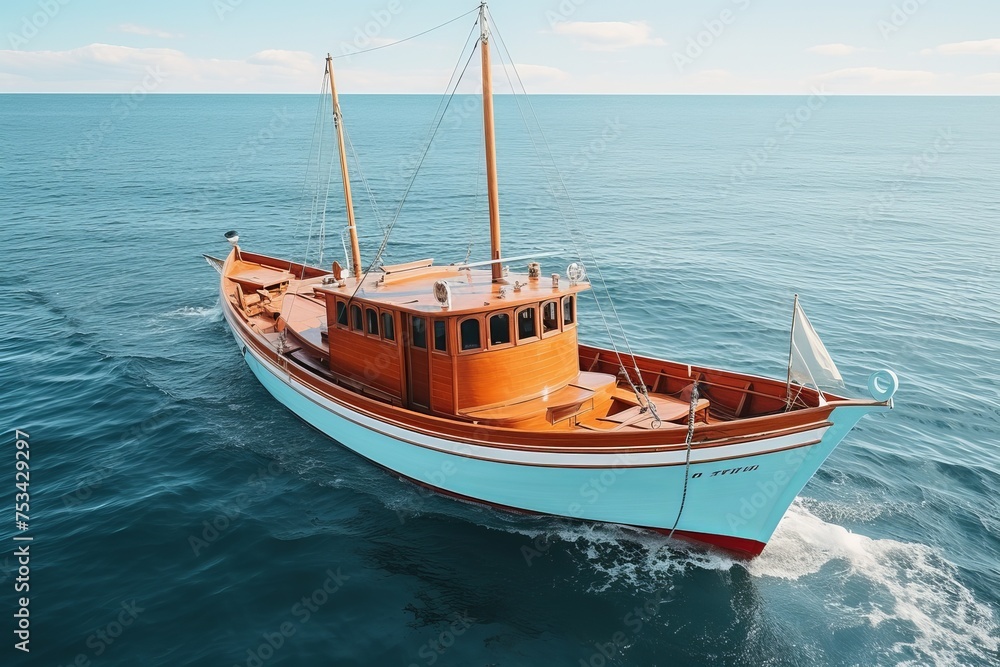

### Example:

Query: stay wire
xmin=286 ymin=71 xmax=331 ymax=278
xmin=344 ymin=127 xmax=387 ymax=235
xmin=331 ymin=7 xmax=479 ymax=60
xmin=283 ymin=71 xmax=334 ymax=333
xmin=347 ymin=17 xmax=482 ymax=303
xmin=300 ymin=70 xmax=333 ymax=277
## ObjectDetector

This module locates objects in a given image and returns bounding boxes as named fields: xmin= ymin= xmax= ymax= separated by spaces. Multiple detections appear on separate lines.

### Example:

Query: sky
xmin=1 ymin=0 xmax=998 ymax=94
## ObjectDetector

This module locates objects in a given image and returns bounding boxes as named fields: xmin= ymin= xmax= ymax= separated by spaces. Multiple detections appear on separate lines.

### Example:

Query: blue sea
xmin=1 ymin=93 xmax=998 ymax=666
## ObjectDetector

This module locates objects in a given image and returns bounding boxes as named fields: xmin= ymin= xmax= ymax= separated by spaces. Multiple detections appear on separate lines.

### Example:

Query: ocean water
xmin=1 ymin=93 xmax=998 ymax=666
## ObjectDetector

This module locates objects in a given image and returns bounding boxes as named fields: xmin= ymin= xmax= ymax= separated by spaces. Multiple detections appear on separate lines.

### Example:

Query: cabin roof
xmin=314 ymin=263 xmax=590 ymax=316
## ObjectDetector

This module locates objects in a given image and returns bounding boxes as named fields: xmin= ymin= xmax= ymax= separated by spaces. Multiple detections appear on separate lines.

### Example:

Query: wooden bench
xmin=606 ymin=388 xmax=710 ymax=424
xmin=230 ymin=267 xmax=292 ymax=292
xmin=569 ymin=371 xmax=618 ymax=393
xmin=288 ymin=326 xmax=328 ymax=357
xmin=461 ymin=384 xmax=596 ymax=425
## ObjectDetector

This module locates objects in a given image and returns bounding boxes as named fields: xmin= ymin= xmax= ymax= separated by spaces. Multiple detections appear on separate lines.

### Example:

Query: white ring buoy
xmin=867 ymin=369 xmax=899 ymax=402
xmin=566 ymin=262 xmax=586 ymax=283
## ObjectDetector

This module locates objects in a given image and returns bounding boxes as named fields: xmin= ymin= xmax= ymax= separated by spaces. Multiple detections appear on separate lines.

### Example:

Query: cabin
xmin=309 ymin=259 xmax=618 ymax=429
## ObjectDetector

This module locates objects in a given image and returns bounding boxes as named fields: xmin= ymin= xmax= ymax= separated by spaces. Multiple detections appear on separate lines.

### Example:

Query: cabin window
xmin=489 ymin=312 xmax=511 ymax=346
xmin=411 ymin=317 xmax=426 ymax=348
xmin=562 ymin=295 xmax=575 ymax=326
xmin=517 ymin=306 xmax=537 ymax=340
xmin=460 ymin=318 xmax=481 ymax=351
xmin=381 ymin=312 xmax=395 ymax=341
xmin=351 ymin=304 xmax=363 ymax=332
xmin=336 ymin=300 xmax=348 ymax=327
xmin=366 ymin=308 xmax=379 ymax=336
xmin=434 ymin=320 xmax=447 ymax=352
xmin=542 ymin=300 xmax=559 ymax=334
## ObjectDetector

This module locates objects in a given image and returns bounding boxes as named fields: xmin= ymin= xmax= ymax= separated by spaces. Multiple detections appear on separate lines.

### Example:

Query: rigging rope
xmin=667 ymin=382 xmax=700 ymax=540
xmin=281 ymin=71 xmax=334 ymax=337
xmin=487 ymin=9 xmax=661 ymax=425
xmin=315 ymin=131 xmax=340 ymax=267
xmin=347 ymin=15 xmax=482 ymax=302
xmin=344 ymin=128 xmax=387 ymax=236
xmin=470 ymin=109 xmax=485 ymax=256
xmin=287 ymin=70 xmax=333 ymax=279
xmin=300 ymin=69 xmax=339 ymax=277
xmin=331 ymin=6 xmax=479 ymax=60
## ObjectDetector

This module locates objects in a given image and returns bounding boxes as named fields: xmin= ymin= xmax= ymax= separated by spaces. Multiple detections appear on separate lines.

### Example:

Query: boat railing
xmin=583 ymin=351 xmax=811 ymax=414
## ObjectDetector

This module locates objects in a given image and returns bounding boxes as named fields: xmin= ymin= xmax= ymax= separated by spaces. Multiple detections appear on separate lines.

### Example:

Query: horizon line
xmin=2 ymin=91 xmax=999 ymax=97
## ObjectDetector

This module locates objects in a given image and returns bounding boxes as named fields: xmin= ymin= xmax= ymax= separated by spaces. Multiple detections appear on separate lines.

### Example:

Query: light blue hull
xmin=231 ymin=323 xmax=885 ymax=553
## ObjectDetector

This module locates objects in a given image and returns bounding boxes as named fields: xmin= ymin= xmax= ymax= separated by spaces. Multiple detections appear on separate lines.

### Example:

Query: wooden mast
xmin=326 ymin=54 xmax=363 ymax=280
xmin=479 ymin=3 xmax=503 ymax=282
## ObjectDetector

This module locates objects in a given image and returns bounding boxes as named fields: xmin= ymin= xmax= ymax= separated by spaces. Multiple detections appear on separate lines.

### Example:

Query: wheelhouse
xmin=315 ymin=261 xmax=586 ymax=420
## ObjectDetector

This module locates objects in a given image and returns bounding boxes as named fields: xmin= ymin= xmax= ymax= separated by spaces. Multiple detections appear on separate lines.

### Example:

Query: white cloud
xmin=506 ymin=63 xmax=568 ymax=82
xmin=0 ymin=43 xmax=568 ymax=94
xmin=0 ymin=44 xmax=319 ymax=92
xmin=812 ymin=67 xmax=937 ymax=93
xmin=920 ymin=38 xmax=1000 ymax=55
xmin=247 ymin=49 xmax=314 ymax=70
xmin=551 ymin=21 xmax=665 ymax=51
xmin=806 ymin=43 xmax=866 ymax=56
xmin=966 ymin=72 xmax=1000 ymax=92
xmin=666 ymin=69 xmax=793 ymax=94
xmin=117 ymin=24 xmax=182 ymax=40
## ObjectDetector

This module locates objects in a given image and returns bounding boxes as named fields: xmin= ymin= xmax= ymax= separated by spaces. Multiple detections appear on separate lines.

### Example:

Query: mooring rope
xmin=667 ymin=382 xmax=700 ymax=540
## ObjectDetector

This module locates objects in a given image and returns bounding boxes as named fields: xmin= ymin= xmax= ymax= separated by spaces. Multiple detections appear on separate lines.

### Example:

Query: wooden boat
xmin=208 ymin=4 xmax=897 ymax=557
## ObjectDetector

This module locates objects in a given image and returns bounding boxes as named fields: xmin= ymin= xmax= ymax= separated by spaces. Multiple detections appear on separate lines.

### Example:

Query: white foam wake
xmin=750 ymin=501 xmax=998 ymax=666
xmin=490 ymin=501 xmax=997 ymax=666
xmin=165 ymin=305 xmax=222 ymax=320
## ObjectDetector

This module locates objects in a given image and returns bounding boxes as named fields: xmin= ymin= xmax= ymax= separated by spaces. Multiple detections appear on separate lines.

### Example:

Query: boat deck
xmin=222 ymin=252 xmax=827 ymax=436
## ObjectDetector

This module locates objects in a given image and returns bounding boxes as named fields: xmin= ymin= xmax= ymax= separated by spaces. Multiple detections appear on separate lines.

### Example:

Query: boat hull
xmin=223 ymin=307 xmax=884 ymax=556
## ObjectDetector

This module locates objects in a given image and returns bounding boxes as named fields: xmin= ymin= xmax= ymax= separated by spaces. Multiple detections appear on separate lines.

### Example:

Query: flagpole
xmin=785 ymin=294 xmax=798 ymax=409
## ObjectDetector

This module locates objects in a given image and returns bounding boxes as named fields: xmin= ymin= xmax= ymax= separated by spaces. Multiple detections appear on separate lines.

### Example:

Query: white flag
xmin=789 ymin=300 xmax=844 ymax=390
